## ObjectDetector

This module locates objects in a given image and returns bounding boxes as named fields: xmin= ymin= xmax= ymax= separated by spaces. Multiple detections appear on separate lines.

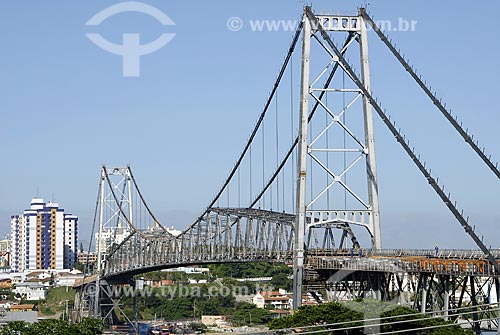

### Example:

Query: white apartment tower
xmin=10 ymin=198 xmax=78 ymax=272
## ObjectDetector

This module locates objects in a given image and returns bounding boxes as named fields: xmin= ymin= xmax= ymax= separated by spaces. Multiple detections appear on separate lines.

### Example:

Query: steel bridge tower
xmin=78 ymin=165 xmax=166 ymax=326
xmin=93 ymin=166 xmax=135 ymax=319
xmin=293 ymin=8 xmax=381 ymax=309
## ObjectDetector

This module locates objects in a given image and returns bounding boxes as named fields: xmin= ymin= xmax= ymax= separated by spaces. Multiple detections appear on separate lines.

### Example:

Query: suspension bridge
xmin=75 ymin=6 xmax=500 ymax=334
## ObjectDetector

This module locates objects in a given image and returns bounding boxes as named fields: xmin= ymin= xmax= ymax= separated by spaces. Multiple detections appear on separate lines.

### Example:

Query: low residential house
xmin=26 ymin=271 xmax=51 ymax=281
xmin=0 ymin=279 xmax=12 ymax=289
xmin=144 ymin=279 xmax=157 ymax=287
xmin=9 ymin=304 xmax=36 ymax=312
xmin=56 ymin=272 xmax=84 ymax=287
xmin=253 ymin=289 xmax=292 ymax=316
xmin=10 ymin=275 xmax=24 ymax=285
xmin=145 ymin=279 xmax=174 ymax=288
xmin=2 ymin=304 xmax=37 ymax=324
xmin=0 ymin=301 xmax=11 ymax=310
xmin=0 ymin=252 xmax=9 ymax=272
xmin=13 ymin=283 xmax=48 ymax=301
xmin=25 ymin=277 xmax=51 ymax=288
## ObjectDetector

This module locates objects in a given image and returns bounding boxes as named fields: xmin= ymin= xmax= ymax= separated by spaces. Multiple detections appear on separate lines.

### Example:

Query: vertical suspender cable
xmin=291 ymin=52 xmax=296 ymax=212
xmin=325 ymin=84 xmax=330 ymax=208
xmin=250 ymin=145 xmax=253 ymax=203
xmin=276 ymin=90 xmax=280 ymax=211
xmin=238 ymin=168 xmax=241 ymax=207
xmin=262 ymin=118 xmax=265 ymax=209
xmin=343 ymin=69 xmax=347 ymax=210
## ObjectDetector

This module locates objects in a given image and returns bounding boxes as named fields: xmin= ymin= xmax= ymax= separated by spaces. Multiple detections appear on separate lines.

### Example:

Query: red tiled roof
xmin=10 ymin=304 xmax=35 ymax=311
xmin=264 ymin=296 xmax=290 ymax=301
xmin=261 ymin=291 xmax=291 ymax=299
xmin=26 ymin=271 xmax=44 ymax=278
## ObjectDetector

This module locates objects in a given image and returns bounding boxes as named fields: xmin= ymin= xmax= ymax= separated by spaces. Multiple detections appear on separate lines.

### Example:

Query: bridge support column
xmin=495 ymin=278 xmax=500 ymax=335
xmin=359 ymin=14 xmax=381 ymax=250
xmin=443 ymin=276 xmax=450 ymax=321
xmin=470 ymin=276 xmax=480 ymax=334
xmin=421 ymin=275 xmax=427 ymax=313
xmin=293 ymin=10 xmax=311 ymax=311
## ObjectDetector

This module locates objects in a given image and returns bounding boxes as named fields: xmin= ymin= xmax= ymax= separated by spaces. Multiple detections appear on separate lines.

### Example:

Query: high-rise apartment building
xmin=10 ymin=198 xmax=78 ymax=272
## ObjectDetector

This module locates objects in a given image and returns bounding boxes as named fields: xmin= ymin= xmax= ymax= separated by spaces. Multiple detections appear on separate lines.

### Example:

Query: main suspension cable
xmin=360 ymin=9 xmax=500 ymax=181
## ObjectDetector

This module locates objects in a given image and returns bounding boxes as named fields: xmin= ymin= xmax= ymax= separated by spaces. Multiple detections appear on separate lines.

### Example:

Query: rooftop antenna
xmin=36 ymin=187 xmax=39 ymax=197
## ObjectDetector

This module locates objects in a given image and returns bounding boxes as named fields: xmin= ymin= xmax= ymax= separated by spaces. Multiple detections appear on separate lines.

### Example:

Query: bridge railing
xmin=305 ymin=251 xmax=500 ymax=277
xmin=306 ymin=248 xmax=500 ymax=260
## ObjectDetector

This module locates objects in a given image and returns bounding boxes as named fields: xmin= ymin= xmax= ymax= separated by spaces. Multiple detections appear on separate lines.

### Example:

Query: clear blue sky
xmin=1 ymin=1 xmax=499 ymax=250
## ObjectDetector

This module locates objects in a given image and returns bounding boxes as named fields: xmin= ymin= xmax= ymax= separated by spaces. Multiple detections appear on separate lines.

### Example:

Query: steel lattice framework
xmin=104 ymin=207 xmax=294 ymax=279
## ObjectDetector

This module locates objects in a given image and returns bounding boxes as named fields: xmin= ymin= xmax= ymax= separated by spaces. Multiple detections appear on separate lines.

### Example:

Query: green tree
xmin=268 ymin=301 xmax=474 ymax=335
xmin=231 ymin=302 xmax=272 ymax=326
xmin=270 ymin=273 xmax=292 ymax=291
xmin=73 ymin=262 xmax=85 ymax=272
xmin=268 ymin=302 xmax=362 ymax=332
xmin=0 ymin=318 xmax=104 ymax=335
xmin=75 ymin=318 xmax=105 ymax=335
xmin=209 ymin=262 xmax=291 ymax=279
xmin=196 ymin=294 xmax=235 ymax=316
xmin=26 ymin=319 xmax=74 ymax=335
xmin=0 ymin=321 xmax=29 ymax=335
xmin=159 ymin=296 xmax=195 ymax=320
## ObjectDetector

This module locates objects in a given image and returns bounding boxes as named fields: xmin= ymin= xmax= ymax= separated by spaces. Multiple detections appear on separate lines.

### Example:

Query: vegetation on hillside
xmin=120 ymin=283 xmax=240 ymax=321
xmin=231 ymin=302 xmax=272 ymax=326
xmin=208 ymin=262 xmax=291 ymax=279
xmin=120 ymin=283 xmax=273 ymax=326
xmin=117 ymin=262 xmax=292 ymax=322
xmin=37 ymin=286 xmax=75 ymax=317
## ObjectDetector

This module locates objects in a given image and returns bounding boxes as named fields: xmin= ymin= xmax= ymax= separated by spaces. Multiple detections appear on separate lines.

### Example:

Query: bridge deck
xmin=95 ymin=249 xmax=500 ymax=283
xmin=305 ymin=249 xmax=500 ymax=277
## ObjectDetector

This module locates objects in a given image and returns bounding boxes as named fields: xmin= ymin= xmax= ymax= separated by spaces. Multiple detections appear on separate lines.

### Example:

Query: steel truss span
xmin=104 ymin=208 xmax=294 ymax=279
